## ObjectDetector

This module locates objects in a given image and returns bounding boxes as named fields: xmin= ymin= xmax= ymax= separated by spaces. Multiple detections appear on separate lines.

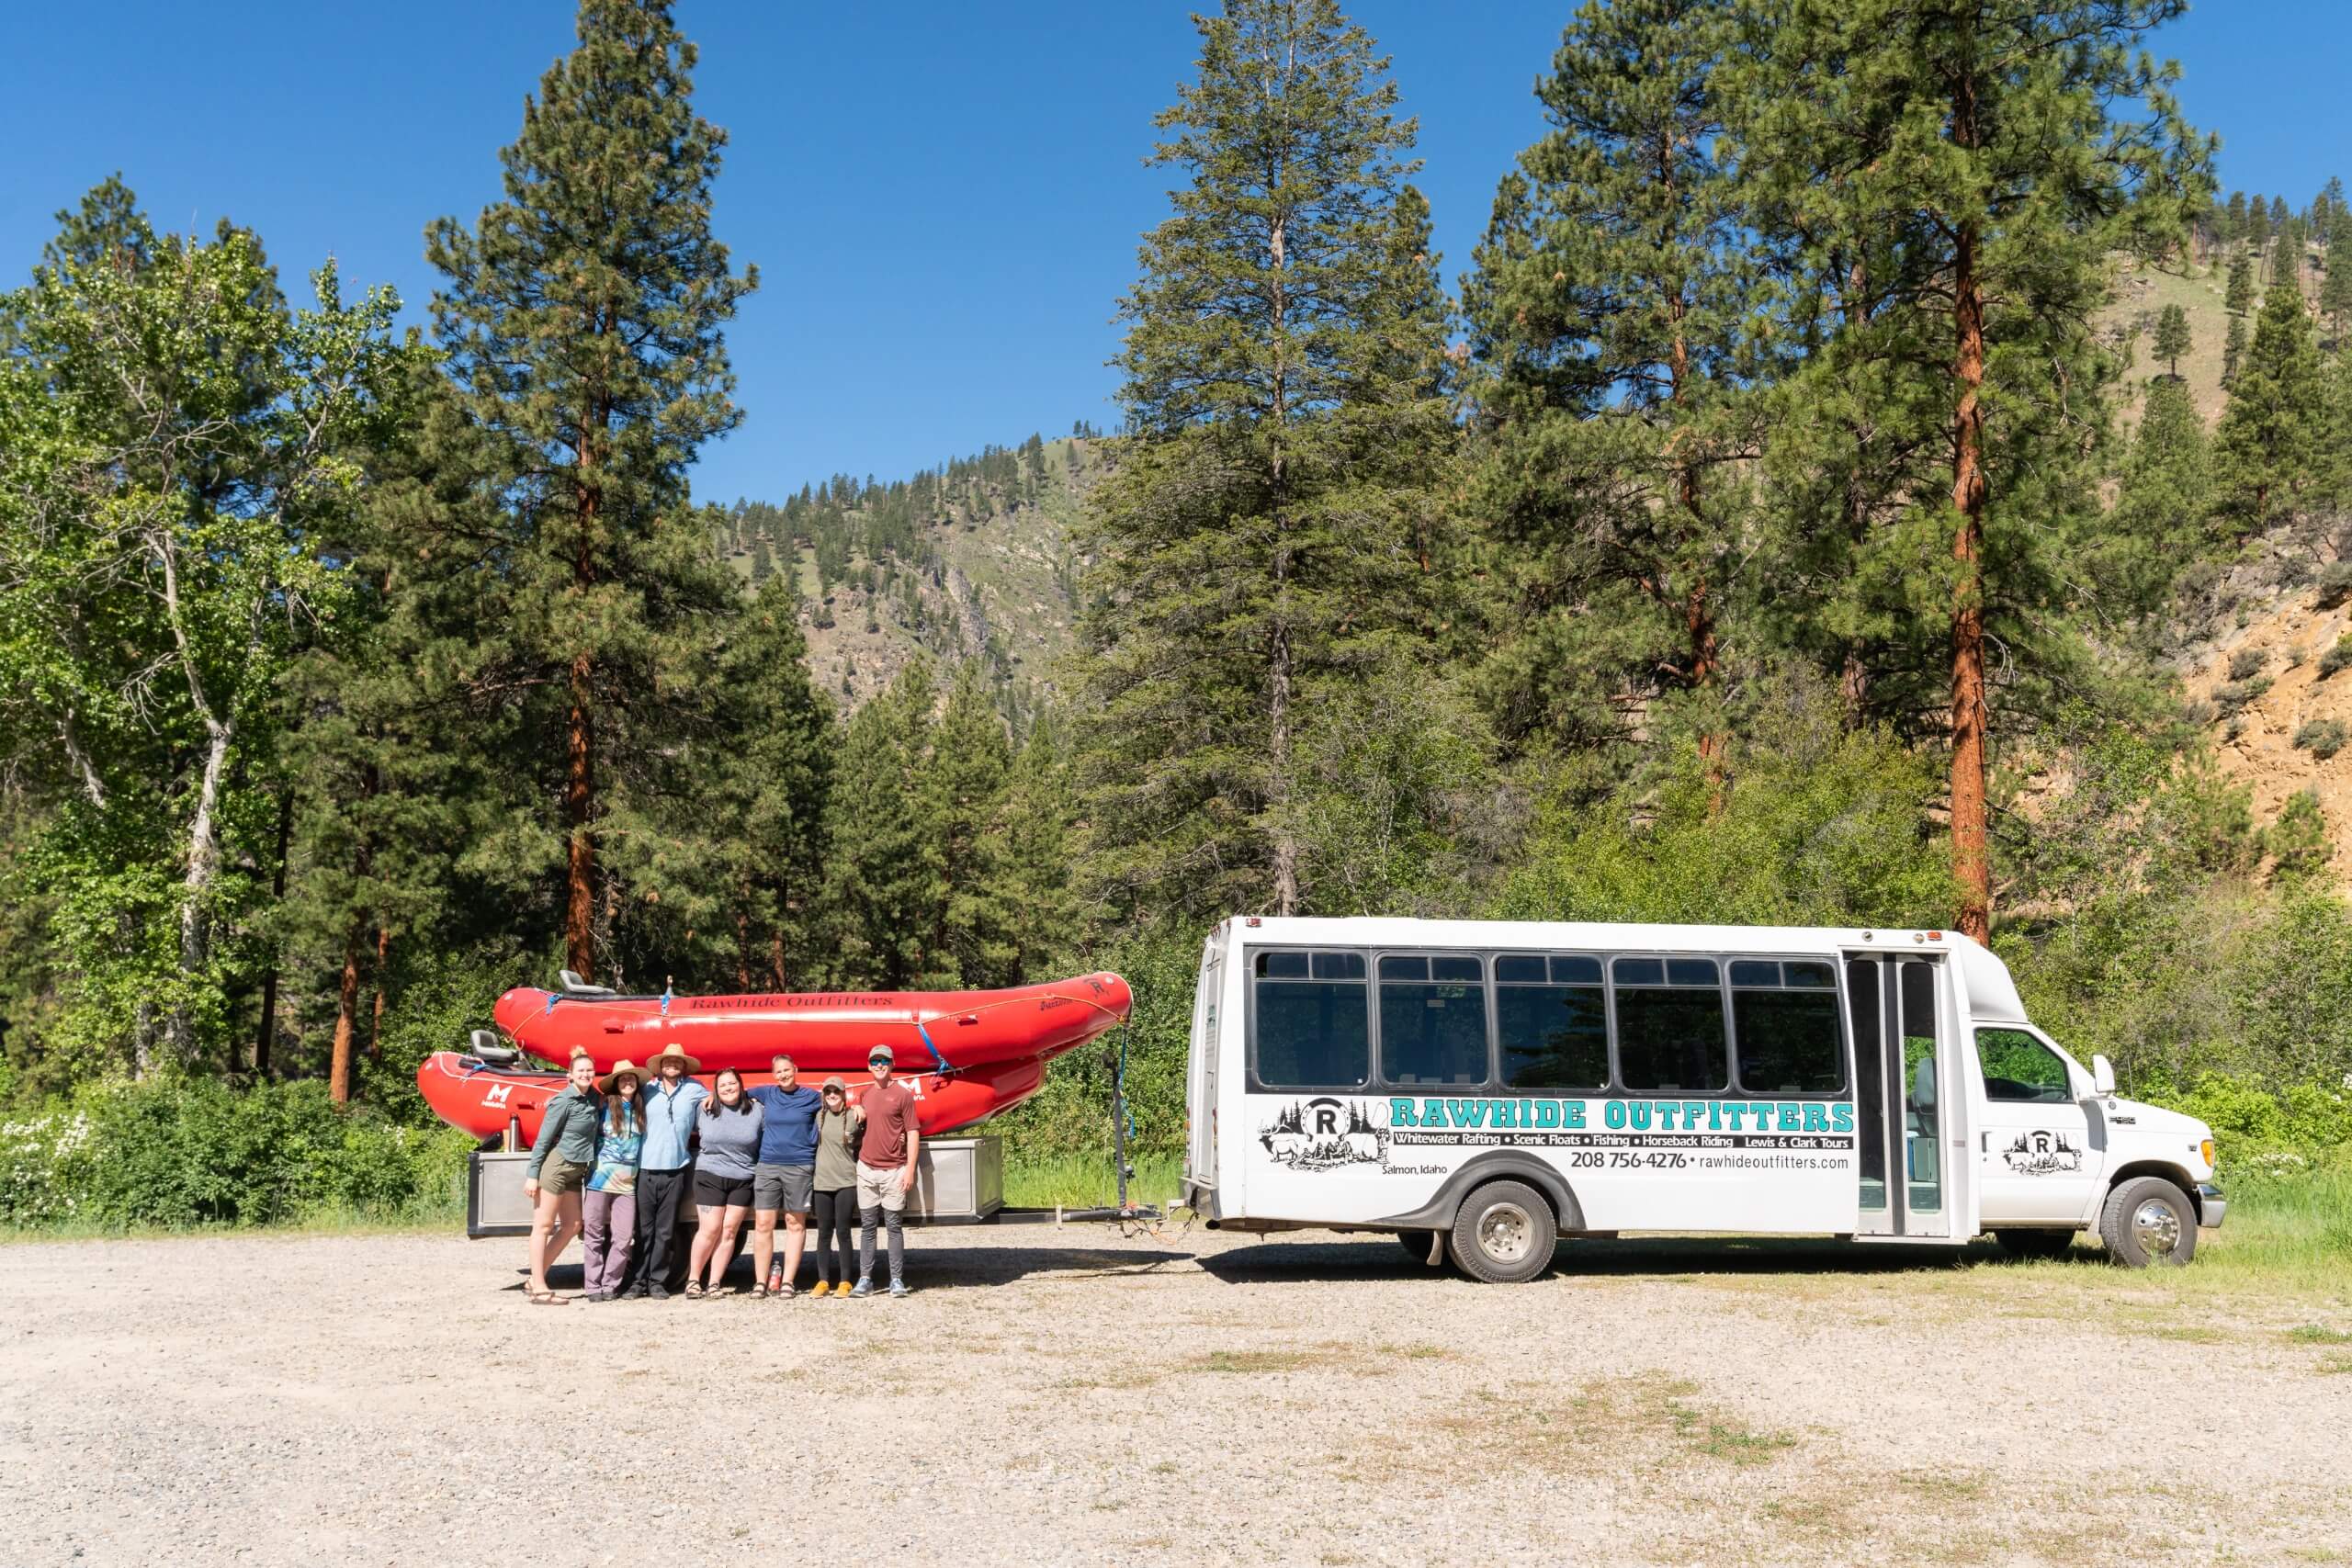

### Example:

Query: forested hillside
xmin=5 ymin=0 xmax=2352 ymax=1222
xmin=716 ymin=430 xmax=1106 ymax=718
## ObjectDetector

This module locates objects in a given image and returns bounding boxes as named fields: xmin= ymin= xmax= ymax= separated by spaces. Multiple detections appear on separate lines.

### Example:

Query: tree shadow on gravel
xmin=1196 ymin=1233 xmax=2029 ymax=1284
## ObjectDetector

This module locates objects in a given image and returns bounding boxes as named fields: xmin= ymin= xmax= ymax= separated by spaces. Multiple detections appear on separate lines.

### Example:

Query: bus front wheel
xmin=1450 ymin=1180 xmax=1557 ymax=1283
xmin=2098 ymin=1176 xmax=2198 ymax=1268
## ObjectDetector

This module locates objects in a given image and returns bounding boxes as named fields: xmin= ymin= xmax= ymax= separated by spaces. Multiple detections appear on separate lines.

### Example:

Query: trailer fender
xmin=1374 ymin=1151 xmax=1588 ymax=1235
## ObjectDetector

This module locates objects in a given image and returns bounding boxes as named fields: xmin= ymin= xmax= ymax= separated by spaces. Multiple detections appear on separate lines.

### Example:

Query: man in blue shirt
xmin=624 ymin=1044 xmax=707 ymax=1300
xmin=746 ymin=1054 xmax=823 ymax=1298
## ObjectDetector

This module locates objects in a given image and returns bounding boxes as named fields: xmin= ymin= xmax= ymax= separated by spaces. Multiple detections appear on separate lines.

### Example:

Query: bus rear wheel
xmin=1450 ymin=1180 xmax=1556 ymax=1283
xmin=2098 ymin=1176 xmax=2198 ymax=1268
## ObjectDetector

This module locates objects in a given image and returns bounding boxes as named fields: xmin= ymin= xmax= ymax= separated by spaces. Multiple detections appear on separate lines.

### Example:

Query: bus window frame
xmin=1243 ymin=946 xmax=1378 ymax=1096
xmin=1240 ymin=944 xmax=1858 ymax=1102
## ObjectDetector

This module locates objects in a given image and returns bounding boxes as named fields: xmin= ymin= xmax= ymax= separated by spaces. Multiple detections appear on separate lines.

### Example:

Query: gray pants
xmin=857 ymin=1203 xmax=903 ymax=1286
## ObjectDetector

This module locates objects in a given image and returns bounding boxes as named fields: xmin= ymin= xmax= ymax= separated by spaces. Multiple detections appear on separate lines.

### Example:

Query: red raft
xmin=416 ymin=972 xmax=1132 ymax=1145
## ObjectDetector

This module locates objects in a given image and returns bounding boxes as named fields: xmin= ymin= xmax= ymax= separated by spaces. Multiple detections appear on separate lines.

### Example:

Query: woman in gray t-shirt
xmin=685 ymin=1068 xmax=763 ymax=1298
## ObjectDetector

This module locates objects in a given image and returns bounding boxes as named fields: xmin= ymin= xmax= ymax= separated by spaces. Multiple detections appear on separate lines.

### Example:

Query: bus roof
xmin=1218 ymin=917 xmax=2030 ymax=1027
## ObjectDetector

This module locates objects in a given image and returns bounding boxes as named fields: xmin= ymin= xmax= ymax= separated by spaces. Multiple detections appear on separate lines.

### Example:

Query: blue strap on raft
xmin=913 ymin=1018 xmax=952 ymax=1073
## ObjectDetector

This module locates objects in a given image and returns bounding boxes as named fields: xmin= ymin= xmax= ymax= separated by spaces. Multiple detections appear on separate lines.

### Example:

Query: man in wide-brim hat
xmin=623 ymin=1043 xmax=706 ymax=1299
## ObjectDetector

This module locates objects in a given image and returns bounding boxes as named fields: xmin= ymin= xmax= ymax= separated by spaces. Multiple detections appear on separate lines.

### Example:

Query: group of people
xmin=520 ymin=1042 xmax=922 ymax=1304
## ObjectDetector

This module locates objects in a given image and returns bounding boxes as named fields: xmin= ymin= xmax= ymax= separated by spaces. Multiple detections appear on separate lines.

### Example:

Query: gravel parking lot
xmin=3 ymin=1224 xmax=2346 ymax=1567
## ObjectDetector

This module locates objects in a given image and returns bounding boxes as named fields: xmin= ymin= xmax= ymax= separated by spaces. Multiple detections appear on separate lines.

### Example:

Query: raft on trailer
xmin=416 ymin=969 xmax=1134 ymax=1146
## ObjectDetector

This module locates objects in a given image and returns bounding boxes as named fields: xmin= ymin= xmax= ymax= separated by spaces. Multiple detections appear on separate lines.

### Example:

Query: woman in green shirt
xmin=523 ymin=1051 xmax=602 ymax=1304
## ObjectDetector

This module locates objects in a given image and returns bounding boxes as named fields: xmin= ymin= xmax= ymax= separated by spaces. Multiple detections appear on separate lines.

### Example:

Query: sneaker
xmin=888 ymin=1280 xmax=909 ymax=1298
xmin=808 ymin=1281 xmax=831 ymax=1299
xmin=623 ymin=1285 xmax=649 ymax=1300
xmin=849 ymin=1279 xmax=872 ymax=1299
xmin=647 ymin=1285 xmax=670 ymax=1301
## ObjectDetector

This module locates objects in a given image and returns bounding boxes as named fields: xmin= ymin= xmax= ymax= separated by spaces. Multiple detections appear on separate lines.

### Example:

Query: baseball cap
xmin=867 ymin=1044 xmax=895 ymax=1066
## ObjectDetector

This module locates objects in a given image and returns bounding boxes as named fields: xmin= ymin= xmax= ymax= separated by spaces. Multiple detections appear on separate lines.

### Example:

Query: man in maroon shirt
xmin=850 ymin=1044 xmax=920 ymax=1298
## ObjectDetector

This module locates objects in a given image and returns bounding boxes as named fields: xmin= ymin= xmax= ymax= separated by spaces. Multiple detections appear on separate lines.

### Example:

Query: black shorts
xmin=693 ymin=1170 xmax=754 ymax=1209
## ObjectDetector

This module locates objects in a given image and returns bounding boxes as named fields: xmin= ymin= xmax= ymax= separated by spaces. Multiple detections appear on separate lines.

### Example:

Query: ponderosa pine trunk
xmin=250 ymin=787 xmax=294 ymax=1077
xmin=564 ymin=446 xmax=600 ymax=979
xmin=1266 ymin=196 xmax=1300 ymax=918
xmin=1947 ymin=71 xmax=1994 ymax=943
xmin=329 ymin=925 xmax=362 ymax=1105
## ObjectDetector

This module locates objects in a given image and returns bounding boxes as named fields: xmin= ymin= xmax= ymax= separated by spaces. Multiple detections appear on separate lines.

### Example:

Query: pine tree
xmin=998 ymin=713 xmax=1080 ymax=983
xmin=932 ymin=662 xmax=1015 ymax=987
xmin=2270 ymin=215 xmax=2305 ymax=288
xmin=2101 ymin=378 xmax=2211 ymax=615
xmin=2222 ymin=312 xmax=2247 ymax=386
xmin=2321 ymin=209 xmax=2352 ymax=340
xmin=2225 ymin=252 xmax=2255 ymax=316
xmin=2225 ymin=190 xmax=2249 ymax=247
xmin=2214 ymin=280 xmax=2325 ymax=534
xmin=1079 ymin=0 xmax=1455 ymax=920
xmin=424 ymin=0 xmax=755 ymax=982
xmin=1734 ymin=0 xmax=2211 ymax=941
xmin=1465 ymin=0 xmax=1767 ymax=773
xmin=820 ymin=662 xmax=951 ymax=987
xmin=2153 ymin=302 xmax=2191 ymax=378
xmin=2242 ymin=192 xmax=2268 ymax=253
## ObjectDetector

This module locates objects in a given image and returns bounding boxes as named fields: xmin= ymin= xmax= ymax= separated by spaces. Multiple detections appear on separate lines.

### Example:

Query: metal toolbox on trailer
xmin=466 ymin=1135 xmax=1004 ymax=1237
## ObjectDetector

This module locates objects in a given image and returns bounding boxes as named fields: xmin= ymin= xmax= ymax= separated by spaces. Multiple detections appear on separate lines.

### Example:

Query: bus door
xmin=1185 ymin=938 xmax=1224 ymax=1206
xmin=1843 ymin=953 xmax=1961 ymax=1241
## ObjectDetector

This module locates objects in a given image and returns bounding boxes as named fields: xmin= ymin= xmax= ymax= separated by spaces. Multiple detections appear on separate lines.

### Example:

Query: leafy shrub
xmin=2213 ymin=676 xmax=2273 ymax=716
xmin=2321 ymin=637 xmax=2352 ymax=680
xmin=2318 ymin=560 xmax=2352 ymax=610
xmin=2267 ymin=790 xmax=2335 ymax=884
xmin=0 ymin=1076 xmax=471 ymax=1229
xmin=2228 ymin=647 xmax=2268 ymax=682
xmin=2294 ymin=718 xmax=2348 ymax=760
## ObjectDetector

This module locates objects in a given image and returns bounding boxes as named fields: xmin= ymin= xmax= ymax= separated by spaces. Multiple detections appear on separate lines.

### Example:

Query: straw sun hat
xmin=594 ymin=1059 xmax=647 ymax=1094
xmin=640 ymin=1043 xmax=701 ymax=1076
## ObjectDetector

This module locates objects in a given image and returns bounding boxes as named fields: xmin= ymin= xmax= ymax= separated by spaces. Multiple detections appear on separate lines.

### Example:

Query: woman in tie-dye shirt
xmin=580 ymin=1062 xmax=645 ymax=1303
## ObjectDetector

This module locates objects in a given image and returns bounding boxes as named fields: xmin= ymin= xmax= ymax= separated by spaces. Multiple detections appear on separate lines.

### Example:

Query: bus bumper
xmin=2196 ymin=1182 xmax=2227 ymax=1229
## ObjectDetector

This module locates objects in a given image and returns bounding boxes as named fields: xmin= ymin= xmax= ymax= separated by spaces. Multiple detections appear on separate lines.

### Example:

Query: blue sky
xmin=2 ymin=2 xmax=2341 ymax=503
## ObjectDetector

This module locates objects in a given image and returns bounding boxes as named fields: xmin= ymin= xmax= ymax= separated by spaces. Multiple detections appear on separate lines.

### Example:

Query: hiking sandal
xmin=748 ymin=1284 xmax=767 ymax=1300
xmin=529 ymin=1291 xmax=566 ymax=1306
xmin=684 ymin=1281 xmax=706 ymax=1300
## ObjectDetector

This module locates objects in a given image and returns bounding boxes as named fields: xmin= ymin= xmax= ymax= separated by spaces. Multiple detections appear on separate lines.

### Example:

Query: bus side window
xmin=1976 ymin=1029 xmax=2071 ymax=1103
xmin=1253 ymin=950 xmax=1370 ymax=1089
xmin=1729 ymin=959 xmax=1846 ymax=1095
xmin=1496 ymin=953 xmax=1608 ymax=1090
xmin=1377 ymin=954 xmax=1488 ymax=1088
xmin=1611 ymin=956 xmax=1728 ymax=1092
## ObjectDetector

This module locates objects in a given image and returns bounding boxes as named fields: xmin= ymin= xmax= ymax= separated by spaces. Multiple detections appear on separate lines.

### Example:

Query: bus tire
xmin=1450 ymin=1179 xmax=1555 ymax=1283
xmin=1397 ymin=1232 xmax=1444 ymax=1269
xmin=1995 ymin=1228 xmax=2077 ymax=1261
xmin=2098 ymin=1176 xmax=2198 ymax=1268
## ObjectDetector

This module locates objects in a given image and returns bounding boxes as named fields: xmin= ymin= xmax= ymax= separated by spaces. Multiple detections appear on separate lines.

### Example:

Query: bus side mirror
xmin=2091 ymin=1055 xmax=2115 ymax=1097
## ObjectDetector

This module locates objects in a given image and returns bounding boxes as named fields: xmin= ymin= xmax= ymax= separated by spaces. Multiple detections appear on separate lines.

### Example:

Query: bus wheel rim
xmin=1478 ymin=1201 xmax=1532 ymax=1264
xmin=2132 ymin=1198 xmax=2181 ymax=1258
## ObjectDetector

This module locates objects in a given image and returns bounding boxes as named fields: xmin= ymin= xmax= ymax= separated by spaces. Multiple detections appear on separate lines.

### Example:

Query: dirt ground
xmin=3 ymin=1224 xmax=2346 ymax=1567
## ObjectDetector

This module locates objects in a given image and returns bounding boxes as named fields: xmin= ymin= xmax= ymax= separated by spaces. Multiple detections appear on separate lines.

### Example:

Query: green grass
xmin=2186 ymin=1166 xmax=2352 ymax=1299
xmin=1001 ymin=1152 xmax=1182 ymax=1210
xmin=2287 ymin=1324 xmax=2352 ymax=1345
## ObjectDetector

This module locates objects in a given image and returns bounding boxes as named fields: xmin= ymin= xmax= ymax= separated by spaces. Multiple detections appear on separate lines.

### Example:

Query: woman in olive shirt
xmin=807 ymin=1077 xmax=862 ymax=1297
xmin=523 ymin=1051 xmax=602 ymax=1304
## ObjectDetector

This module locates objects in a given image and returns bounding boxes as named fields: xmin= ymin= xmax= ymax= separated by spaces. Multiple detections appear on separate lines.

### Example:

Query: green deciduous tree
xmin=424 ymin=0 xmax=756 ymax=982
xmin=1079 ymin=0 xmax=1457 ymax=920
xmin=0 ymin=181 xmax=416 ymax=1072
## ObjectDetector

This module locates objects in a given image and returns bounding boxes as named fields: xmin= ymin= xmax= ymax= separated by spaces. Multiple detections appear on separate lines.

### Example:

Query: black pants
xmin=810 ymin=1188 xmax=857 ymax=1285
xmin=629 ymin=1166 xmax=692 ymax=1293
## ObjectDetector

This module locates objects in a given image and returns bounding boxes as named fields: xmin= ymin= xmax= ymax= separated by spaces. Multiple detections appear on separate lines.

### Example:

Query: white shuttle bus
xmin=1181 ymin=918 xmax=2225 ymax=1281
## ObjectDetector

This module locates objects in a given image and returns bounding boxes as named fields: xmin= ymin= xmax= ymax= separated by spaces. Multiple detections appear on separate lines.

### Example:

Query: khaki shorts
xmin=854 ymin=1159 xmax=908 ymax=1213
xmin=539 ymin=1156 xmax=592 ymax=1196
